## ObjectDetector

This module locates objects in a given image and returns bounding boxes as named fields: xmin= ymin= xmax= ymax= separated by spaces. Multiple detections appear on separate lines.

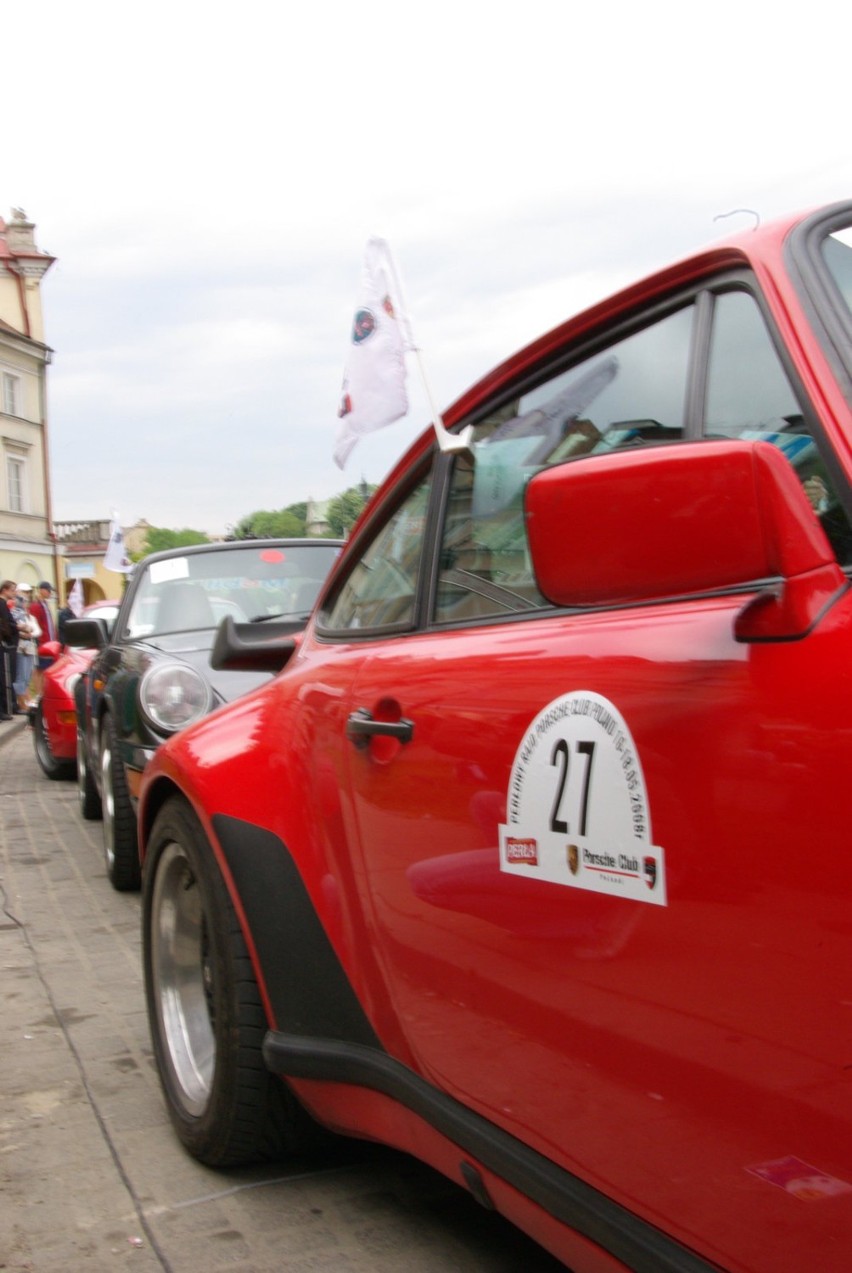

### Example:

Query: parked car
xmin=31 ymin=600 xmax=121 ymax=780
xmin=68 ymin=538 xmax=342 ymax=892
xmin=138 ymin=202 xmax=852 ymax=1273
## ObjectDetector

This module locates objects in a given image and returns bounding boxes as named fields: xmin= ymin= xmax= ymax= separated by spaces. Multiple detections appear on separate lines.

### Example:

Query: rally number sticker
xmin=499 ymin=691 xmax=666 ymax=905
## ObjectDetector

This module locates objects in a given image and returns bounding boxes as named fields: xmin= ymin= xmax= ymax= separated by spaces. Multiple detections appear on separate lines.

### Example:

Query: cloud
xmin=3 ymin=0 xmax=850 ymax=532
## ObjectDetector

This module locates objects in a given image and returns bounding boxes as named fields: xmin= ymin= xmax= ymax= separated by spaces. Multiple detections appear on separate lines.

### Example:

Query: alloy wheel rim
xmin=77 ymin=731 xmax=88 ymax=810
xmin=36 ymin=711 xmax=53 ymax=765
xmin=100 ymin=738 xmax=116 ymax=871
xmin=150 ymin=841 xmax=215 ymax=1115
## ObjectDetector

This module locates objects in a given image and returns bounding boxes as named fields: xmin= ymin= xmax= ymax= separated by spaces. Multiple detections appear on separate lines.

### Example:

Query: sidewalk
xmin=0 ymin=727 xmax=562 ymax=1272
xmin=0 ymin=711 xmax=29 ymax=748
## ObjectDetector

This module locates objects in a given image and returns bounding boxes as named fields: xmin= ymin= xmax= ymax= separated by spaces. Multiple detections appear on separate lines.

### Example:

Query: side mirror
xmin=64 ymin=617 xmax=109 ymax=651
xmin=525 ymin=439 xmax=846 ymax=641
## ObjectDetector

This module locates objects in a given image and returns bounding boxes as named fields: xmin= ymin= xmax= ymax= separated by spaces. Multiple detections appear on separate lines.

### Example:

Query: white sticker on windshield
xmin=148 ymin=558 xmax=190 ymax=584
xmin=499 ymin=691 xmax=666 ymax=905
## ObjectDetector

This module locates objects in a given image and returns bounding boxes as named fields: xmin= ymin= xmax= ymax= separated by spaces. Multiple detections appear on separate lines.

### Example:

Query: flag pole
xmin=380 ymin=240 xmax=474 ymax=457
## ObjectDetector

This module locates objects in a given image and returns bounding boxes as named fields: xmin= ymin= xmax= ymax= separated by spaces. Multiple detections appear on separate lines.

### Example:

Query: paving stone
xmin=1 ymin=727 xmax=564 ymax=1271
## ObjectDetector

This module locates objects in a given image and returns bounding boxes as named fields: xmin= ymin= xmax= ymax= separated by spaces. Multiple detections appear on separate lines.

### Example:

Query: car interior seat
xmin=156 ymin=582 xmax=215 ymax=632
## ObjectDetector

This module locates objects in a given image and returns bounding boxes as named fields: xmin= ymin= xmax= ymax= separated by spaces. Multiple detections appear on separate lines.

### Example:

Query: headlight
xmin=139 ymin=663 xmax=213 ymax=734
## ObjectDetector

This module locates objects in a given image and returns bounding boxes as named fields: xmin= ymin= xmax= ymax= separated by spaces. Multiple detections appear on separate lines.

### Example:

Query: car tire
xmin=143 ymin=796 xmax=313 ymax=1166
xmin=33 ymin=703 xmax=75 ymax=780
xmin=77 ymin=721 xmax=102 ymax=819
xmin=100 ymin=713 xmax=141 ymax=892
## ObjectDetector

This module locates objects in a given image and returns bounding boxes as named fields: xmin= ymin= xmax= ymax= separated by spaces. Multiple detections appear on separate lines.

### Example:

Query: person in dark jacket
xmin=0 ymin=579 xmax=20 ymax=719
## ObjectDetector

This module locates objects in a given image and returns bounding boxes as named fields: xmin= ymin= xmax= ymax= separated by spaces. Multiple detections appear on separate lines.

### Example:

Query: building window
xmin=2 ymin=372 xmax=21 ymax=417
xmin=6 ymin=451 xmax=26 ymax=512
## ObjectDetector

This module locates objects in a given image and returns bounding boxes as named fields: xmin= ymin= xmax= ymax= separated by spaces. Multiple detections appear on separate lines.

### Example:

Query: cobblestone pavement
xmin=0 ymin=722 xmax=565 ymax=1272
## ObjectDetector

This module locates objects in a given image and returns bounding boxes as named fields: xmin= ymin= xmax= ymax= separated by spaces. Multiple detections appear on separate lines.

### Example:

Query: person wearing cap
xmin=28 ymin=581 xmax=56 ymax=698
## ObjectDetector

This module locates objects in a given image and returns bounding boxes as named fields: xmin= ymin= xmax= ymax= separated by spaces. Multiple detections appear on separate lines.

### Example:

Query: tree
xmin=326 ymin=485 xmax=375 ymax=538
xmin=233 ymin=504 xmax=307 ymax=539
xmin=144 ymin=527 xmax=210 ymax=554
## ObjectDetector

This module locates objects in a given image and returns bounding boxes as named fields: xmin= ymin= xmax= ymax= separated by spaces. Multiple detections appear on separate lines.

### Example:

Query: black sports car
xmin=68 ymin=537 xmax=342 ymax=890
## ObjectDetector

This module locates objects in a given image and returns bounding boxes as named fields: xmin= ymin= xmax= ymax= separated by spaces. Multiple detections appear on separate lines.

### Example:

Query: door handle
xmin=346 ymin=708 xmax=414 ymax=749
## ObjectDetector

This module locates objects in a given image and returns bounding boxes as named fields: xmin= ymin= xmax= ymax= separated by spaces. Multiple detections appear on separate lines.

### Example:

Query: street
xmin=0 ymin=718 xmax=565 ymax=1272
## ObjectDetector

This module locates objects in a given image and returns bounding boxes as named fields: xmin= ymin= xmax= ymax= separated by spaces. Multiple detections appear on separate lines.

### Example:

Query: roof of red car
xmin=370 ymin=201 xmax=838 ymax=511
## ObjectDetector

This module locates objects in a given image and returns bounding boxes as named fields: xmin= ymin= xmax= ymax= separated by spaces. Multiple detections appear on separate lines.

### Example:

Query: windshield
xmin=123 ymin=543 xmax=339 ymax=638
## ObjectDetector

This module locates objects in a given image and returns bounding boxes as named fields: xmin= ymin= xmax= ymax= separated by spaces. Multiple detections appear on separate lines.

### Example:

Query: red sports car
xmin=32 ymin=600 xmax=120 ymax=780
xmin=139 ymin=201 xmax=852 ymax=1272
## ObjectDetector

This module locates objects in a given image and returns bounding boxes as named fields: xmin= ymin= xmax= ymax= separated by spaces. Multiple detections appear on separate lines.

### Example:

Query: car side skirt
xmin=214 ymin=814 xmax=713 ymax=1273
xmin=264 ymin=1032 xmax=714 ymax=1273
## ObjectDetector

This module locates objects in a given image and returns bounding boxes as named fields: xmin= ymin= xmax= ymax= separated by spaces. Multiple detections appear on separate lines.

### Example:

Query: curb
xmin=0 ymin=716 xmax=29 ymax=749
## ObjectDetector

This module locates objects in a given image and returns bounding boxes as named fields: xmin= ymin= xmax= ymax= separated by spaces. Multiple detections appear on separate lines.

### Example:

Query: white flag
xmin=334 ymin=238 xmax=414 ymax=469
xmin=67 ymin=577 xmax=85 ymax=617
xmin=104 ymin=513 xmax=132 ymax=573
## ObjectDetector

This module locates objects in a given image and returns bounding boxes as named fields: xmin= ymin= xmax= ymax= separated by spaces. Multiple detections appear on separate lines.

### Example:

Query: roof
xmin=0 ymin=213 xmax=55 ymax=267
xmin=138 ymin=538 xmax=345 ymax=568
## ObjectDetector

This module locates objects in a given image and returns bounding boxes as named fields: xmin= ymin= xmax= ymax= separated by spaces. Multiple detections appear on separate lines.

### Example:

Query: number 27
xmin=550 ymin=739 xmax=596 ymax=836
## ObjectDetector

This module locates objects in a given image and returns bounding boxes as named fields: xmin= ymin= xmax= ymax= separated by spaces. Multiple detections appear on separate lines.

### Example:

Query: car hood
xmin=139 ymin=631 xmax=272 ymax=704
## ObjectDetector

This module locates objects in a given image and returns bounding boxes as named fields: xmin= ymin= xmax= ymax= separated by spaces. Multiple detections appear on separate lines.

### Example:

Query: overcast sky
xmin=4 ymin=0 xmax=850 ymax=534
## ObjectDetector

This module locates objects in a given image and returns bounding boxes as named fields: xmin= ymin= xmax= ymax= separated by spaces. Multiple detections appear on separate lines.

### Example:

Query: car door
xmin=329 ymin=285 xmax=852 ymax=1270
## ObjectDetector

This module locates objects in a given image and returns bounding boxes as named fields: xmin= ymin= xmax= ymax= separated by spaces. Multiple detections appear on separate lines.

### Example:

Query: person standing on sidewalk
xmin=0 ymin=580 xmax=19 ymax=720
xmin=28 ymin=580 xmax=56 ymax=699
xmin=10 ymin=584 xmax=39 ymax=712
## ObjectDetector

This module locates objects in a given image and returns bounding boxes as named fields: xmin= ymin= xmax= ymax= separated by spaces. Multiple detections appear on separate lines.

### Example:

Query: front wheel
xmin=33 ymin=704 xmax=75 ymax=780
xmin=77 ymin=722 xmax=102 ymax=819
xmin=143 ymin=796 xmax=311 ymax=1166
xmin=100 ymin=713 xmax=140 ymax=891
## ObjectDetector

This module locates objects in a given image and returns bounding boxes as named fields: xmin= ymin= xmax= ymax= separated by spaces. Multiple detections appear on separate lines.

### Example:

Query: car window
xmin=319 ymin=475 xmax=431 ymax=631
xmin=123 ymin=543 xmax=340 ymax=638
xmin=821 ymin=225 xmax=852 ymax=314
xmin=434 ymin=304 xmax=695 ymax=622
xmin=323 ymin=277 xmax=852 ymax=639
xmin=704 ymin=288 xmax=852 ymax=562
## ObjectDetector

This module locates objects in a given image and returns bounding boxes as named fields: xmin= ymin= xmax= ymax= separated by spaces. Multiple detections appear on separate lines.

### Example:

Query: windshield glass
xmin=123 ymin=543 xmax=339 ymax=638
xmin=89 ymin=604 xmax=120 ymax=634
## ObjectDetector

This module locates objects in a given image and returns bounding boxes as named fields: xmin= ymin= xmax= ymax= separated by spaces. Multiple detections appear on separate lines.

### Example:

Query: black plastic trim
xmin=212 ymin=815 xmax=380 ymax=1048
xmin=263 ymin=1033 xmax=716 ymax=1273
xmin=209 ymin=614 xmax=301 ymax=673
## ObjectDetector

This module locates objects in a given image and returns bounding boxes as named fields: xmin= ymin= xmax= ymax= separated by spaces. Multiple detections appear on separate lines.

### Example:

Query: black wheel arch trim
xmin=263 ymin=1033 xmax=716 ymax=1273
xmin=211 ymin=814 xmax=381 ymax=1049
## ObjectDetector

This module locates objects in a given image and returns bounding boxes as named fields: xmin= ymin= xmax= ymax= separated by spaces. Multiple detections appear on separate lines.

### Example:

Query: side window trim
xmin=789 ymin=201 xmax=852 ymax=400
xmin=685 ymin=289 xmax=713 ymax=438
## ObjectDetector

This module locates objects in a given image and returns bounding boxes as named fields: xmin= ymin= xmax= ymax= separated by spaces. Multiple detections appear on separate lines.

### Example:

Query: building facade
xmin=53 ymin=519 xmax=129 ymax=604
xmin=0 ymin=209 xmax=57 ymax=591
